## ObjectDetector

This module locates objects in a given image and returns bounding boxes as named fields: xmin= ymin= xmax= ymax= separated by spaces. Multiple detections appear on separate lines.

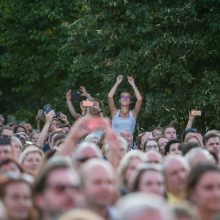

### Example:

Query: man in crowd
xmin=203 ymin=132 xmax=220 ymax=159
xmin=164 ymin=156 xmax=189 ymax=205
xmin=34 ymin=156 xmax=80 ymax=220
xmin=80 ymin=159 xmax=117 ymax=220
xmin=0 ymin=137 xmax=14 ymax=161
xmin=0 ymin=126 xmax=14 ymax=138
xmin=163 ymin=126 xmax=177 ymax=140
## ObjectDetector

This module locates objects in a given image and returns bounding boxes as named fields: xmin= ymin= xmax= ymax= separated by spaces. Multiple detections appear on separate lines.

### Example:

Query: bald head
xmin=164 ymin=156 xmax=189 ymax=194
xmin=73 ymin=142 xmax=102 ymax=168
xmin=80 ymin=159 xmax=115 ymax=210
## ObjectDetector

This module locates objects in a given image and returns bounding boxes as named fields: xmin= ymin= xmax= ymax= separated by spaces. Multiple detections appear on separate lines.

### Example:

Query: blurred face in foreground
xmin=190 ymin=171 xmax=220 ymax=213
xmin=3 ymin=181 xmax=32 ymax=220
xmin=138 ymin=170 xmax=165 ymax=197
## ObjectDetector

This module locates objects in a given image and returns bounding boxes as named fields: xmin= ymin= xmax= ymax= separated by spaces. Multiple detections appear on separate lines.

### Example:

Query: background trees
xmin=1 ymin=0 xmax=220 ymax=134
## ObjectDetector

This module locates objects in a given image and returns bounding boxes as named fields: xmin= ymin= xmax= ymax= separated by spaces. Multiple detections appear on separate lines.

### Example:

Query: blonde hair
xmin=19 ymin=146 xmax=44 ymax=165
xmin=117 ymin=150 xmax=145 ymax=189
xmin=58 ymin=209 xmax=104 ymax=220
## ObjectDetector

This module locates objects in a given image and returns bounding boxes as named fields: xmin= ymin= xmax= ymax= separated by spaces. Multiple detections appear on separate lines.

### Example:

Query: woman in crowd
xmin=108 ymin=75 xmax=142 ymax=134
xmin=19 ymin=145 xmax=44 ymax=177
xmin=117 ymin=150 xmax=145 ymax=195
xmin=164 ymin=139 xmax=182 ymax=156
xmin=66 ymin=86 xmax=103 ymax=119
xmin=136 ymin=133 xmax=148 ymax=151
xmin=157 ymin=135 xmax=169 ymax=155
xmin=0 ymin=173 xmax=37 ymax=220
xmin=130 ymin=163 xmax=165 ymax=197
xmin=186 ymin=163 xmax=220 ymax=220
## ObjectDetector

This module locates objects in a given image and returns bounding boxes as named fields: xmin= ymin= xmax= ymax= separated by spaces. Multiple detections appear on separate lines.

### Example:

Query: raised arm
xmin=57 ymin=116 xmax=110 ymax=156
xmin=127 ymin=76 xmax=142 ymax=118
xmin=108 ymin=75 xmax=123 ymax=116
xmin=185 ymin=110 xmax=196 ymax=129
xmin=79 ymin=86 xmax=94 ymax=101
xmin=36 ymin=111 xmax=54 ymax=148
xmin=66 ymin=90 xmax=81 ymax=120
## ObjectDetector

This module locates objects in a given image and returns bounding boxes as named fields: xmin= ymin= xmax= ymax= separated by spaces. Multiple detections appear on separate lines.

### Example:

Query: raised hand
xmin=66 ymin=90 xmax=72 ymax=101
xmin=127 ymin=75 xmax=135 ymax=86
xmin=45 ymin=110 xmax=55 ymax=123
xmin=116 ymin=75 xmax=123 ymax=84
xmin=79 ymin=86 xmax=88 ymax=97
xmin=188 ymin=110 xmax=196 ymax=121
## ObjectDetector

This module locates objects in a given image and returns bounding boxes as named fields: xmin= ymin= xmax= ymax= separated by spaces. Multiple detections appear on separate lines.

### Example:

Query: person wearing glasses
xmin=33 ymin=156 xmax=80 ymax=220
xmin=108 ymin=75 xmax=142 ymax=135
xmin=0 ymin=126 xmax=14 ymax=138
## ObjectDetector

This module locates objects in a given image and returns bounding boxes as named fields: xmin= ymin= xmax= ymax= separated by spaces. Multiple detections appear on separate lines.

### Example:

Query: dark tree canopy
xmin=1 ymin=0 xmax=220 ymax=135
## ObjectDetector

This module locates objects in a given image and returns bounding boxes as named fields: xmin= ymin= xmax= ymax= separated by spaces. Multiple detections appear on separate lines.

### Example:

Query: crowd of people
xmin=0 ymin=75 xmax=220 ymax=220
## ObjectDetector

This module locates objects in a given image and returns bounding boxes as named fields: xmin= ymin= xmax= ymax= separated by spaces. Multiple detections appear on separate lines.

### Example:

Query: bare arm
xmin=186 ymin=110 xmax=195 ymax=129
xmin=128 ymin=76 xmax=142 ymax=119
xmin=36 ymin=111 xmax=54 ymax=148
xmin=57 ymin=116 xmax=109 ymax=156
xmin=66 ymin=90 xmax=81 ymax=119
xmin=107 ymin=75 xmax=123 ymax=116
xmin=104 ymin=126 xmax=120 ymax=170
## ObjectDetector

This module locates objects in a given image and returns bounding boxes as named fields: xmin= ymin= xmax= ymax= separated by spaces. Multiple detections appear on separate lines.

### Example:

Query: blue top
xmin=111 ymin=110 xmax=136 ymax=134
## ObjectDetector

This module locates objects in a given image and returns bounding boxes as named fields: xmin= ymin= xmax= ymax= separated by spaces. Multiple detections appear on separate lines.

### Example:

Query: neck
xmin=169 ymin=189 xmax=184 ymax=198
xmin=84 ymin=203 xmax=108 ymax=220
xmin=199 ymin=208 xmax=216 ymax=220
xmin=120 ymin=106 xmax=129 ymax=115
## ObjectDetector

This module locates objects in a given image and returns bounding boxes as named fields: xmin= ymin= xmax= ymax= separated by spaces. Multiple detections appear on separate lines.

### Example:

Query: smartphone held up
xmin=191 ymin=109 xmax=202 ymax=116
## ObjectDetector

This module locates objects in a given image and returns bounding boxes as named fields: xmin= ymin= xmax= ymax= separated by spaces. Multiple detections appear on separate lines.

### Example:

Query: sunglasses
xmin=1 ymin=135 xmax=12 ymax=138
xmin=76 ymin=156 xmax=98 ymax=163
xmin=120 ymin=95 xmax=130 ymax=100
xmin=47 ymin=183 xmax=79 ymax=194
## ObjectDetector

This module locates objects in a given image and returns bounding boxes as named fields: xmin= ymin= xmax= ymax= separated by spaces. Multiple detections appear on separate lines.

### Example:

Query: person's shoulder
xmin=112 ymin=109 xmax=119 ymax=116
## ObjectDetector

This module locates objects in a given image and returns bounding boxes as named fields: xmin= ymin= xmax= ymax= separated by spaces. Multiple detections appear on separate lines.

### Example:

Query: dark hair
xmin=164 ymin=139 xmax=181 ymax=155
xmin=14 ymin=125 xmax=26 ymax=134
xmin=130 ymin=164 xmax=164 ymax=192
xmin=182 ymin=128 xmax=198 ymax=142
xmin=203 ymin=133 xmax=220 ymax=146
xmin=33 ymin=157 xmax=75 ymax=194
xmin=0 ymin=158 xmax=24 ymax=173
xmin=136 ymin=133 xmax=146 ymax=150
xmin=0 ymin=137 xmax=11 ymax=146
xmin=179 ymin=142 xmax=200 ymax=156
xmin=186 ymin=163 xmax=220 ymax=200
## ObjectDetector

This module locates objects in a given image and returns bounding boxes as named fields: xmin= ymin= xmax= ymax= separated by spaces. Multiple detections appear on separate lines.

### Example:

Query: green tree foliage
xmin=1 ymin=0 xmax=220 ymax=134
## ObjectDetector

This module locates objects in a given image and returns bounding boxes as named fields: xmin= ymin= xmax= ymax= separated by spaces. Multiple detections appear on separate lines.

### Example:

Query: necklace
xmin=120 ymin=110 xmax=129 ymax=117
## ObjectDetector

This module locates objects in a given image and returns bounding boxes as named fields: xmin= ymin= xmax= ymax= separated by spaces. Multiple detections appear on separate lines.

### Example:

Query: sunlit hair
xmin=117 ymin=150 xmax=145 ymax=189
xmin=116 ymin=192 xmax=174 ymax=220
xmin=58 ymin=209 xmax=104 ymax=220
xmin=19 ymin=146 xmax=44 ymax=165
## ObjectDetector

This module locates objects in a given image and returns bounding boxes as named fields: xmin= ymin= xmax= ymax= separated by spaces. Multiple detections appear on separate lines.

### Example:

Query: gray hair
xmin=185 ymin=147 xmax=215 ymax=167
xmin=116 ymin=192 xmax=174 ymax=220
xmin=103 ymin=136 xmax=128 ymax=153
xmin=72 ymin=141 xmax=102 ymax=161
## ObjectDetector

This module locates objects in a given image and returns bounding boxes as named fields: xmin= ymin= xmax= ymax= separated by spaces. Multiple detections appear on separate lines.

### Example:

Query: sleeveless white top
xmin=111 ymin=110 xmax=136 ymax=134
